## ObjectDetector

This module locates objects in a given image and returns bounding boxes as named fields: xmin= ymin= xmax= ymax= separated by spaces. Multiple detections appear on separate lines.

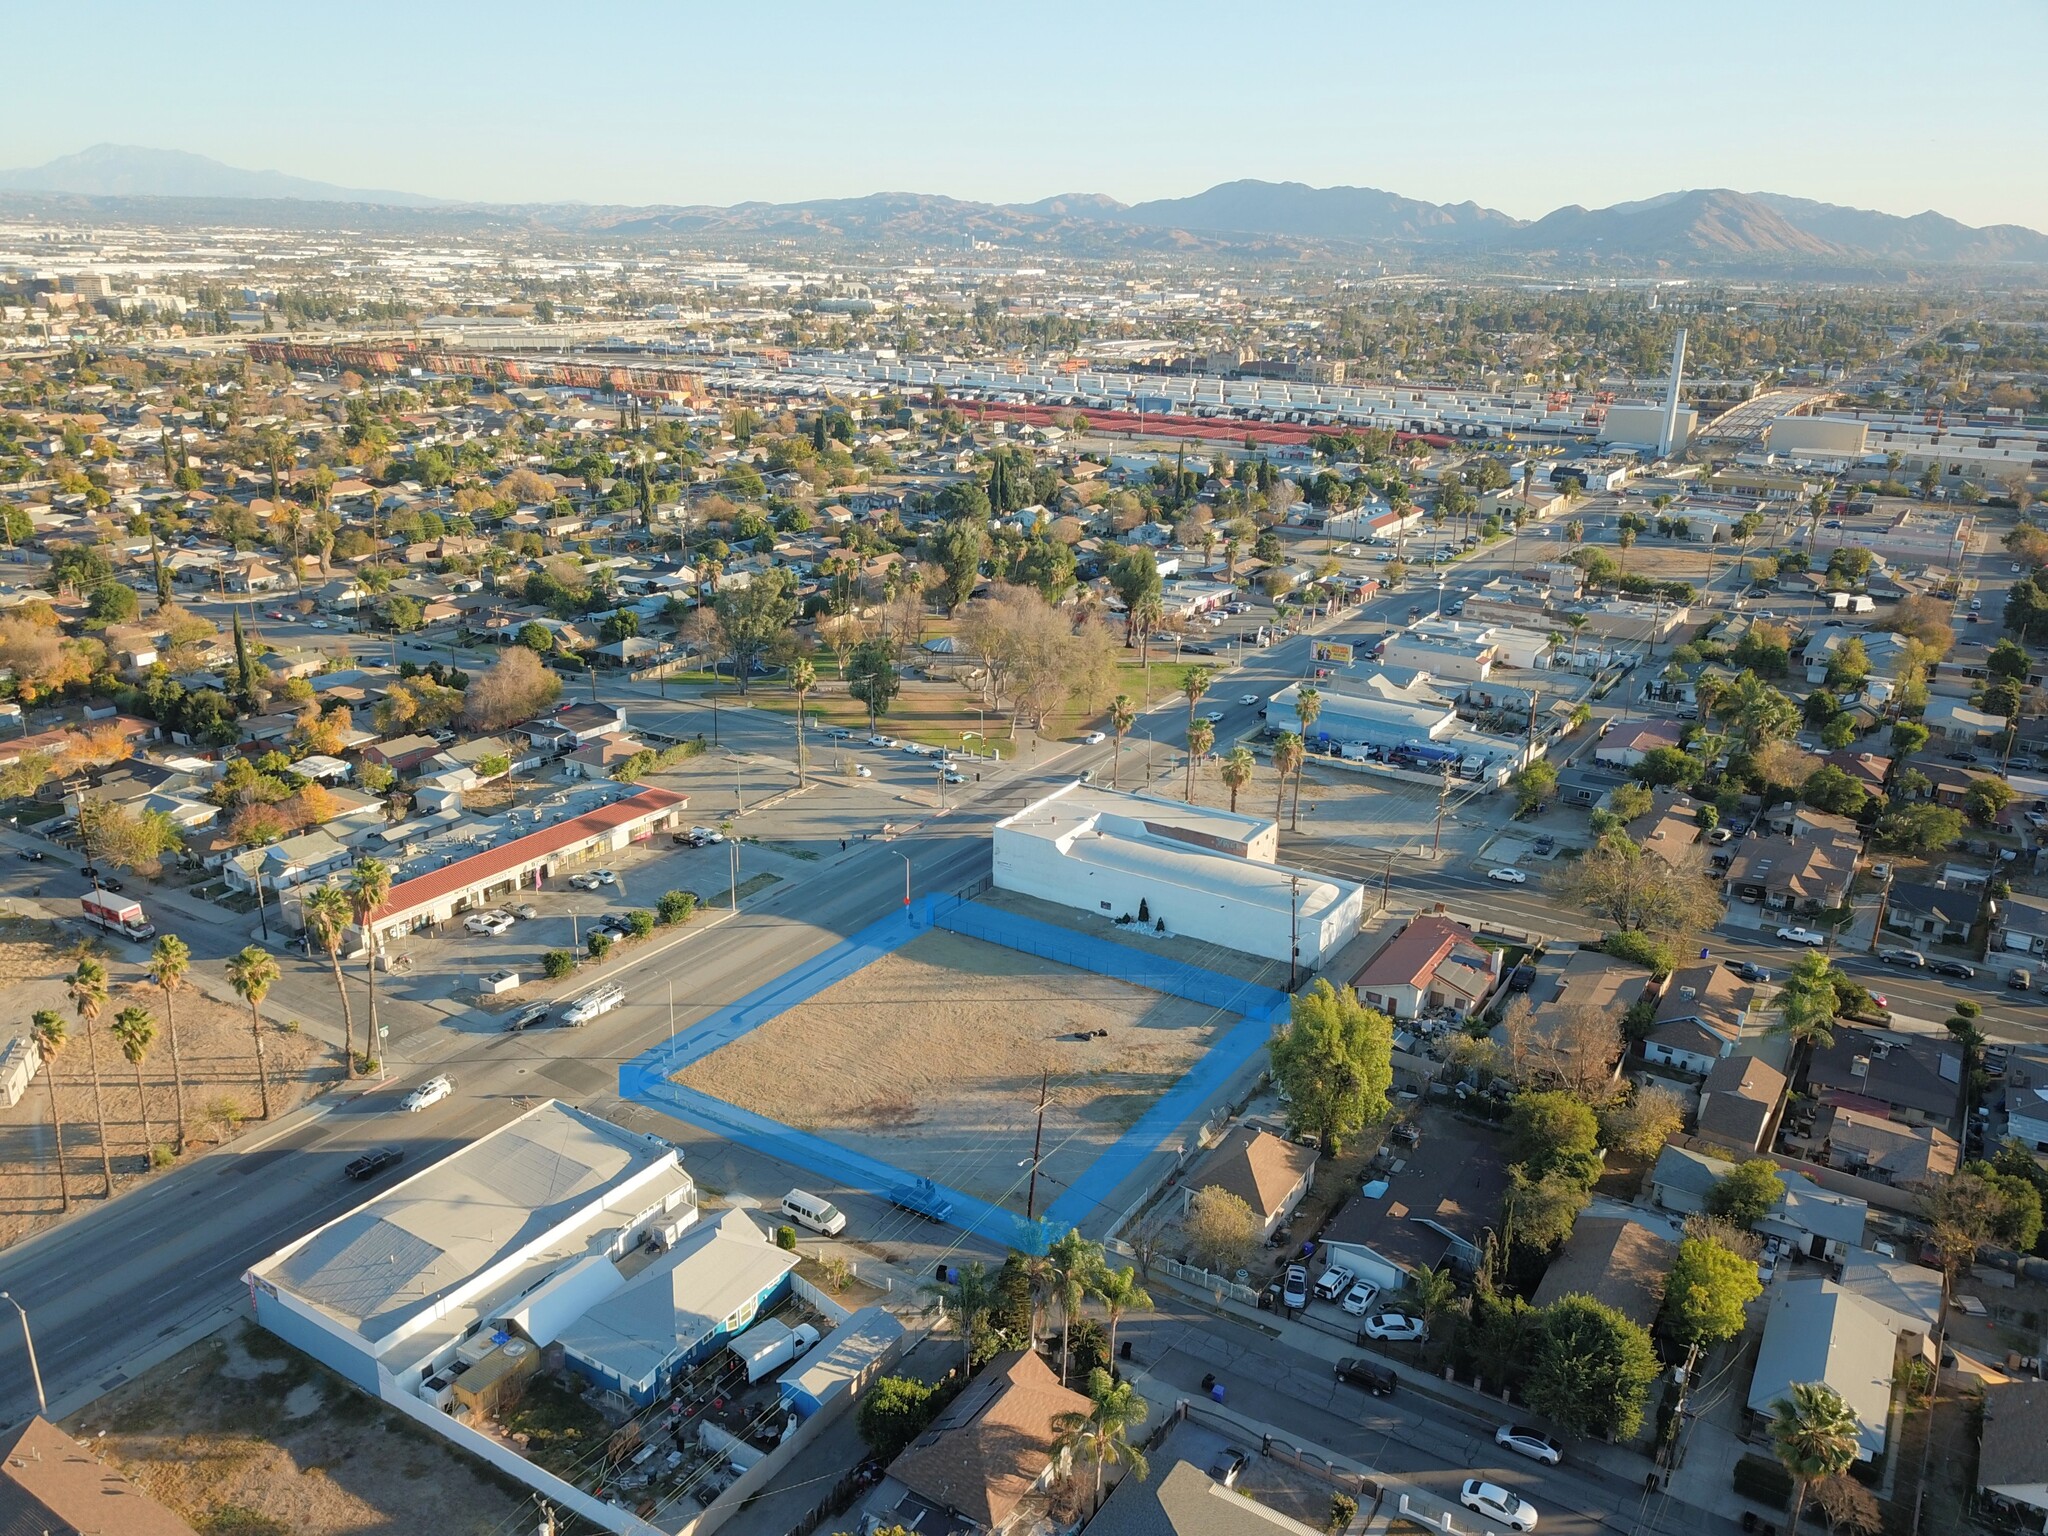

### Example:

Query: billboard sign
xmin=1312 ymin=641 xmax=1355 ymax=666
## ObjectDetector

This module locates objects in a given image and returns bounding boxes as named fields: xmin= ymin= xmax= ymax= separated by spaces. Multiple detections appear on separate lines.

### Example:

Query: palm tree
xmin=1180 ymin=664 xmax=1213 ymax=738
xmin=302 ymin=884 xmax=357 ymax=1076
xmin=110 ymin=1005 xmax=158 ymax=1155
xmin=1047 ymin=1229 xmax=1101 ymax=1383
xmin=29 ymin=1011 xmax=70 ymax=1211
xmin=1273 ymin=733 xmax=1304 ymax=826
xmin=146 ymin=934 xmax=191 ymax=1153
xmin=1108 ymin=693 xmax=1136 ymax=790
xmin=1566 ymin=613 xmax=1590 ymax=667
xmin=225 ymin=946 xmax=279 ymax=1119
xmin=1052 ymin=1368 xmax=1150 ymax=1513
xmin=347 ymin=857 xmax=393 ymax=1073
xmin=1185 ymin=719 xmax=1214 ymax=801
xmin=68 ymin=957 xmax=114 ymax=1195
xmin=1218 ymin=745 xmax=1255 ymax=812
xmin=924 ymin=1260 xmax=997 ymax=1375
xmin=788 ymin=657 xmax=817 ymax=790
xmin=1768 ymin=1381 xmax=1862 ymax=1533
xmin=1400 ymin=1264 xmax=1459 ymax=1331
xmin=1296 ymin=685 xmax=1322 ymax=744
xmin=1090 ymin=1263 xmax=1152 ymax=1366
xmin=1618 ymin=525 xmax=1636 ymax=574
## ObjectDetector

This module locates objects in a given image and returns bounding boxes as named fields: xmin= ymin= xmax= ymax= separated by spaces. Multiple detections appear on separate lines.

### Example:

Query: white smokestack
xmin=1658 ymin=329 xmax=1688 ymax=459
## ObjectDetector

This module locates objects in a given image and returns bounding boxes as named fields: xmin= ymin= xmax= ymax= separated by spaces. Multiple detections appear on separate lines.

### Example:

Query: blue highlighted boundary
xmin=619 ymin=894 xmax=1290 ymax=1249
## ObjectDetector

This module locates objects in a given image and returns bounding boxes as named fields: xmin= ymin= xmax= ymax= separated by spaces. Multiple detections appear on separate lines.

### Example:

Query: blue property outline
xmin=619 ymin=893 xmax=1291 ymax=1249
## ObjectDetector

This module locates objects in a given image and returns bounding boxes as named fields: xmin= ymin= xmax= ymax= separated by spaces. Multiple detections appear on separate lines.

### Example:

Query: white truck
xmin=80 ymin=893 xmax=156 ymax=942
xmin=560 ymin=981 xmax=625 ymax=1027
xmin=731 ymin=1319 xmax=820 ymax=1384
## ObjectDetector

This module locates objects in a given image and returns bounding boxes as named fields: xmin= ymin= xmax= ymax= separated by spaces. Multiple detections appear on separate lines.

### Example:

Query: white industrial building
xmin=1600 ymin=401 xmax=1697 ymax=453
xmin=992 ymin=783 xmax=1362 ymax=969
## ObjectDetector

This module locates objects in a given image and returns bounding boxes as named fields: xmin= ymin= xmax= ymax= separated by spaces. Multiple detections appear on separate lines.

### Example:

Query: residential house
xmin=1528 ymin=1215 xmax=1676 ymax=1330
xmin=1695 ymin=1054 xmax=1788 ymax=1154
xmin=1626 ymin=799 xmax=1704 ymax=869
xmin=1882 ymin=880 xmax=1974 ymax=947
xmin=1838 ymin=1249 xmax=1943 ymax=1354
xmin=1746 ymin=1280 xmax=1901 ymax=1462
xmin=1555 ymin=765 xmax=1629 ymax=809
xmin=1351 ymin=915 xmax=1500 ymax=1022
xmin=1807 ymin=1028 xmax=1964 ymax=1135
xmin=1821 ymin=750 xmax=1891 ymax=797
xmin=2003 ymin=1047 xmax=2048 ymax=1155
xmin=1978 ymin=1380 xmax=2048 ymax=1528
xmin=1180 ymin=1126 xmax=1318 ymax=1242
xmin=225 ymin=829 xmax=353 ymax=899
xmin=1992 ymin=893 xmax=2048 ymax=959
xmin=1503 ymin=946 xmax=1653 ymax=1084
xmin=1723 ymin=830 xmax=1858 ymax=915
xmin=864 ymin=1350 xmax=1091 ymax=1536
xmin=1642 ymin=965 xmax=1760 ymax=1075
xmin=1593 ymin=719 xmax=1684 ymax=769
xmin=1759 ymin=1174 xmax=1867 ymax=1262
xmin=1814 ymin=1105 xmax=1959 ymax=1186
xmin=1318 ymin=1122 xmax=1511 ymax=1291
xmin=0 ymin=1416 xmax=198 ymax=1535
xmin=521 ymin=703 xmax=628 ymax=757
xmin=565 ymin=735 xmax=648 ymax=780
xmin=1923 ymin=697 xmax=2005 ymax=746
xmin=1648 ymin=1142 xmax=1734 ymax=1216
xmin=359 ymin=733 xmax=442 ymax=776
xmin=1088 ymin=1459 xmax=1331 ymax=1536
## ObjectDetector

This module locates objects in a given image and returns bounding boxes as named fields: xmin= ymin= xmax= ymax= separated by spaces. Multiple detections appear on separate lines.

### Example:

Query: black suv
xmin=1334 ymin=1356 xmax=1398 ymax=1396
xmin=1929 ymin=959 xmax=1976 ymax=980
xmin=504 ymin=1002 xmax=552 ymax=1032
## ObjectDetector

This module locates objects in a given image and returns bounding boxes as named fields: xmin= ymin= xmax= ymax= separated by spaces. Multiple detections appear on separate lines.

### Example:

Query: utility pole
xmin=1289 ymin=872 xmax=1302 ymax=990
xmin=1379 ymin=848 xmax=1395 ymax=915
xmin=0 ymin=1291 xmax=44 ymax=1415
xmin=1025 ymin=1068 xmax=1050 ymax=1222
xmin=1867 ymin=868 xmax=1894 ymax=954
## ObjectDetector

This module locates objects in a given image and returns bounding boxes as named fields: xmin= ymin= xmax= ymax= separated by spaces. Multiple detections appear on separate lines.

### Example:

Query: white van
xmin=781 ymin=1189 xmax=847 ymax=1236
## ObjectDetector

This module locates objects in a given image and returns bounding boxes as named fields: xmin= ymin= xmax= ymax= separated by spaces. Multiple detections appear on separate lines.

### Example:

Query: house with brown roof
xmin=1807 ymin=1027 xmax=1964 ymax=1136
xmin=1814 ymin=1105 xmax=1959 ymax=1186
xmin=868 ymin=1350 xmax=1091 ymax=1536
xmin=1821 ymin=750 xmax=1891 ymax=796
xmin=1627 ymin=802 xmax=1703 ymax=870
xmin=1503 ymin=947 xmax=1655 ymax=1082
xmin=1594 ymin=718 xmax=1683 ymax=769
xmin=1642 ymin=965 xmax=1761 ymax=1076
xmin=1181 ymin=1126 xmax=1317 ymax=1240
xmin=1351 ymin=914 xmax=1500 ymax=1022
xmin=0 ymin=1416 xmax=197 ymax=1535
xmin=1695 ymin=1053 xmax=1787 ymax=1154
xmin=1978 ymin=1379 xmax=2048 ymax=1527
xmin=1530 ymin=1215 xmax=1676 ymax=1329
xmin=1317 ymin=1118 xmax=1511 ymax=1291
xmin=1723 ymin=829 xmax=1858 ymax=916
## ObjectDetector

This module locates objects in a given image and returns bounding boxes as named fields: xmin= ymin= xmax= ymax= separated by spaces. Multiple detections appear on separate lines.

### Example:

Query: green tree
xmin=1107 ymin=548 xmax=1162 ymax=646
xmin=1268 ymin=980 xmax=1393 ymax=1154
xmin=1108 ymin=693 xmax=1137 ymax=790
xmin=518 ymin=621 xmax=554 ymax=654
xmin=933 ymin=515 xmax=987 ymax=613
xmin=1051 ymin=1369 xmax=1150 ymax=1513
xmin=30 ymin=1010 xmax=72 ymax=1209
xmin=1400 ymin=1264 xmax=1460 ymax=1329
xmin=846 ymin=639 xmax=902 ymax=731
xmin=303 ymin=883 xmax=358 ymax=1075
xmin=110 ymin=1005 xmax=158 ymax=1154
xmin=1089 ymin=1264 xmax=1152 ymax=1367
xmin=1183 ymin=1185 xmax=1262 ymax=1274
xmin=1510 ymin=758 xmax=1559 ymax=815
xmin=1048 ymin=1229 xmax=1102 ymax=1382
xmin=145 ymin=935 xmax=192 ymax=1153
xmin=347 ymin=858 xmax=392 ymax=1073
xmin=788 ymin=656 xmax=817 ymax=789
xmin=1525 ymin=1295 xmax=1661 ymax=1441
xmin=224 ymin=946 xmax=278 ymax=1120
xmin=1219 ymin=745 xmax=1255 ymax=812
xmin=1507 ymin=1090 xmax=1601 ymax=1181
xmin=384 ymin=593 xmax=423 ymax=632
xmin=68 ymin=957 xmax=115 ymax=1195
xmin=1768 ymin=1382 xmax=1863 ymax=1534
xmin=1801 ymin=765 xmax=1869 ymax=819
xmin=658 ymin=890 xmax=698 ymax=925
xmin=1965 ymin=778 xmax=2017 ymax=828
xmin=1888 ymin=720 xmax=1928 ymax=759
xmin=1874 ymin=801 xmax=1964 ymax=854
xmin=1705 ymin=1157 xmax=1784 ymax=1228
xmin=856 ymin=1375 xmax=942 ymax=1462
xmin=1660 ymin=1235 xmax=1763 ymax=1349
xmin=712 ymin=568 xmax=798 ymax=694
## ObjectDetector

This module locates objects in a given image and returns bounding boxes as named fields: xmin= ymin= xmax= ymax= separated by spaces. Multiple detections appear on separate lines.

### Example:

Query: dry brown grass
xmin=676 ymin=929 xmax=1234 ymax=1207
xmin=74 ymin=1320 xmax=531 ymax=1536
xmin=0 ymin=918 xmax=322 ymax=1248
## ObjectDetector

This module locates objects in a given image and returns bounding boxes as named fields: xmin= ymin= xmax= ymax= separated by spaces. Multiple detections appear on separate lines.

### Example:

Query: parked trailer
xmin=79 ymin=893 xmax=156 ymax=941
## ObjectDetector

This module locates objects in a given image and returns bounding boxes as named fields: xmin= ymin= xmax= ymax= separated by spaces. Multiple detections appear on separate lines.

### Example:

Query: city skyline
xmin=4 ymin=0 xmax=2044 ymax=231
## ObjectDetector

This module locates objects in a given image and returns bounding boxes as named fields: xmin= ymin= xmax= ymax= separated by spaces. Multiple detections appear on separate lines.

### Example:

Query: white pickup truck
xmin=561 ymin=981 xmax=625 ymax=1027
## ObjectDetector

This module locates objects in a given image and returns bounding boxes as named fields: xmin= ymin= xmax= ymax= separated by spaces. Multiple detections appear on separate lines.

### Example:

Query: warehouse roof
xmin=258 ymin=1100 xmax=677 ymax=1343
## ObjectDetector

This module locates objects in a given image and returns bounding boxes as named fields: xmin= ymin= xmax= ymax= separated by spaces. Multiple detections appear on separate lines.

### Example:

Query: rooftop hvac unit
xmin=1851 ymin=1055 xmax=1871 ymax=1077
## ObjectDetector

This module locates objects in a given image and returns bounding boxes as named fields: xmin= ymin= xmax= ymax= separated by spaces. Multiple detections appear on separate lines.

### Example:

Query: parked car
xmin=16 ymin=848 xmax=44 ymax=861
xmin=854 ymin=764 xmax=873 ymax=778
xmin=1206 ymin=1449 xmax=1248 ymax=1489
xmin=510 ymin=903 xmax=539 ymax=920
xmin=592 ymin=869 xmax=617 ymax=886
xmin=1282 ymin=1265 xmax=1309 ymax=1310
xmin=1776 ymin=926 xmax=1826 ymax=947
xmin=2010 ymin=967 xmax=2033 ymax=992
xmin=1341 ymin=1280 xmax=1380 ymax=1317
xmin=1494 ymin=1426 xmax=1563 ymax=1465
xmin=689 ymin=826 xmax=725 ymax=844
xmin=1362 ymin=1311 xmax=1427 ymax=1342
xmin=1333 ymin=1356 xmax=1398 ymax=1396
xmin=1487 ymin=868 xmax=1528 ymax=884
xmin=401 ymin=1075 xmax=454 ymax=1113
xmin=1727 ymin=960 xmax=1772 ymax=984
xmin=1081 ymin=731 xmax=1107 ymax=745
xmin=1313 ymin=1266 xmax=1355 ymax=1303
xmin=1460 ymin=1481 xmax=1537 ymax=1532
xmin=345 ymin=1146 xmax=403 ymax=1180
xmin=1877 ymin=947 xmax=1927 ymax=969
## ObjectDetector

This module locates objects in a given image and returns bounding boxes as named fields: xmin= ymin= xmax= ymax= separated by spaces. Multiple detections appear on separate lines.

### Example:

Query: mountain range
xmin=3 ymin=145 xmax=2045 ymax=270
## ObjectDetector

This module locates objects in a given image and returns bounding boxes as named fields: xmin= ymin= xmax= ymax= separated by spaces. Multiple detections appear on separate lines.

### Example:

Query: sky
xmin=7 ymin=0 xmax=2045 ymax=231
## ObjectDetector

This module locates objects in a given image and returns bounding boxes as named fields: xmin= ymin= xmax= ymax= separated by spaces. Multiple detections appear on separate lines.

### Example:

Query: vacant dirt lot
xmin=72 ymin=1319 xmax=536 ymax=1536
xmin=677 ymin=929 xmax=1235 ymax=1208
xmin=0 ymin=917 xmax=321 ymax=1248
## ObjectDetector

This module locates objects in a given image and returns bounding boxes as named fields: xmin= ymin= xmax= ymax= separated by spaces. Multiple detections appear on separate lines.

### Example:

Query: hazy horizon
xmin=4 ymin=0 xmax=2044 ymax=231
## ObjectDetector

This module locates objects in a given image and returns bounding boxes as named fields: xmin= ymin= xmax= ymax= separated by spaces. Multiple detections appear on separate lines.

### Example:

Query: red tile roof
xmin=373 ymin=787 xmax=685 ymax=921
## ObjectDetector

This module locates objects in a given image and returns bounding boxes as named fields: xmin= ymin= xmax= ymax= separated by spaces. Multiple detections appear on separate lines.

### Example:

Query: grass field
xmin=674 ymin=929 xmax=1238 ymax=1211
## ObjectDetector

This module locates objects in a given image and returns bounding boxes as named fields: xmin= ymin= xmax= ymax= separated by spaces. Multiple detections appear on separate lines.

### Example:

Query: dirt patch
xmin=70 ymin=1319 xmax=536 ymax=1536
xmin=0 ymin=918 xmax=322 ymax=1250
xmin=677 ymin=929 xmax=1238 ymax=1210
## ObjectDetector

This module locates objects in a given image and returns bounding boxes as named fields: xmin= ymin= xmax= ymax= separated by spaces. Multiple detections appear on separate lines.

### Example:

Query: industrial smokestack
xmin=1658 ymin=329 xmax=1688 ymax=459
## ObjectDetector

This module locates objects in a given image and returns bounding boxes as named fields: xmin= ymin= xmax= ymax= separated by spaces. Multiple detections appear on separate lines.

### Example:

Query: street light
xmin=895 ymin=851 xmax=911 ymax=909
xmin=0 ymin=1290 xmax=45 ymax=1416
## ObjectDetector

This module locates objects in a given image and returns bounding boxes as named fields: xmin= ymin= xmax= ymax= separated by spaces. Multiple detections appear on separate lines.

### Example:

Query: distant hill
xmin=1 ymin=151 xmax=2042 ymax=270
xmin=0 ymin=143 xmax=446 ymax=207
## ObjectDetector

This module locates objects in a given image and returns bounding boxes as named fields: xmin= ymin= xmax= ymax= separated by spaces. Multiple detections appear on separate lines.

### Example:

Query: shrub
xmin=657 ymin=890 xmax=697 ymax=925
xmin=626 ymin=910 xmax=655 ymax=939
xmin=1603 ymin=929 xmax=1677 ymax=977
xmin=587 ymin=931 xmax=613 ymax=960
xmin=542 ymin=949 xmax=576 ymax=979
xmin=776 ymin=1224 xmax=797 ymax=1251
xmin=1326 ymin=1495 xmax=1358 ymax=1533
xmin=1732 ymin=1454 xmax=1793 ymax=1506
xmin=149 ymin=1143 xmax=177 ymax=1170
xmin=1067 ymin=1317 xmax=1109 ymax=1380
